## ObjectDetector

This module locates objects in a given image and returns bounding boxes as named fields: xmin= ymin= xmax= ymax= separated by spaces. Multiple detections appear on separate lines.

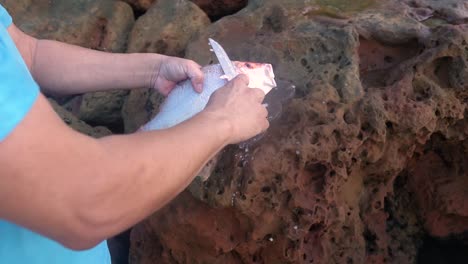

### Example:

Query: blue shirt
xmin=0 ymin=4 xmax=111 ymax=263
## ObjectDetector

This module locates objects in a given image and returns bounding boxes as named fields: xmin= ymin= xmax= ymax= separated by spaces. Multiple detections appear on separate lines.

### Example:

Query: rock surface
xmin=130 ymin=0 xmax=468 ymax=263
xmin=127 ymin=0 xmax=210 ymax=56
xmin=122 ymin=88 xmax=164 ymax=133
xmin=2 ymin=0 xmax=467 ymax=263
xmin=0 ymin=0 xmax=136 ymax=132
xmin=74 ymin=90 xmax=130 ymax=131
xmin=49 ymin=99 xmax=112 ymax=138
xmin=123 ymin=0 xmax=210 ymax=132
xmin=1 ymin=0 xmax=135 ymax=53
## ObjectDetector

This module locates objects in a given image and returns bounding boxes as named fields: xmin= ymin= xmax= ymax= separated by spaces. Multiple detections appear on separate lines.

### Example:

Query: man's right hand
xmin=203 ymin=74 xmax=270 ymax=144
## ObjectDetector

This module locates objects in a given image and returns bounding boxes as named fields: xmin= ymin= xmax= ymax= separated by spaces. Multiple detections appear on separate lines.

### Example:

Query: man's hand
xmin=204 ymin=74 xmax=269 ymax=144
xmin=151 ymin=56 xmax=204 ymax=96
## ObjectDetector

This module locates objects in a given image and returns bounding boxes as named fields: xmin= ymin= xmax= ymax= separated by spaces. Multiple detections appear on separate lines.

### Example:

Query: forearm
xmin=31 ymin=39 xmax=164 ymax=95
xmin=0 ymin=95 xmax=230 ymax=249
xmin=89 ymin=112 xmax=230 ymax=238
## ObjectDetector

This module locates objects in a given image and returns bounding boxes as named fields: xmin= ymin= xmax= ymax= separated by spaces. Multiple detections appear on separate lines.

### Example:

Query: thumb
xmin=185 ymin=61 xmax=204 ymax=93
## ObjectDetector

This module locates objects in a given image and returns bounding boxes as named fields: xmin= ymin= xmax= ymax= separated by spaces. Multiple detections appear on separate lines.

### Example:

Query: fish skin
xmin=141 ymin=62 xmax=276 ymax=131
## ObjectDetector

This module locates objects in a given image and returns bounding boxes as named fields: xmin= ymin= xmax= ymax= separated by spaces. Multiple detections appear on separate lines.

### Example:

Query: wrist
xmin=141 ymin=53 xmax=167 ymax=90
xmin=197 ymin=110 xmax=233 ymax=146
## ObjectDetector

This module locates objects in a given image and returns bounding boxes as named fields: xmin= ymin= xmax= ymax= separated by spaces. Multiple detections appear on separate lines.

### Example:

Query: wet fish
xmin=141 ymin=61 xmax=277 ymax=131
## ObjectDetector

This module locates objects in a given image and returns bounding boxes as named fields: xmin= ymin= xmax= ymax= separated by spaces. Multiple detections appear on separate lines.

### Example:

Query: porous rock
xmin=130 ymin=1 xmax=468 ymax=263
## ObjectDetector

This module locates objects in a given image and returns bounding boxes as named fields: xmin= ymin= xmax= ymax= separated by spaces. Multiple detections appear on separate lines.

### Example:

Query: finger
xmin=231 ymin=74 xmax=249 ymax=87
xmin=260 ymin=105 xmax=268 ymax=118
xmin=256 ymin=119 xmax=269 ymax=134
xmin=185 ymin=61 xmax=204 ymax=93
xmin=263 ymin=119 xmax=270 ymax=131
xmin=250 ymin=88 xmax=266 ymax=103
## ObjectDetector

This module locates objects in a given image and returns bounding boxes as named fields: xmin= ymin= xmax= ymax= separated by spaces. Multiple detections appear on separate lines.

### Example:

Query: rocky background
xmin=1 ymin=0 xmax=467 ymax=263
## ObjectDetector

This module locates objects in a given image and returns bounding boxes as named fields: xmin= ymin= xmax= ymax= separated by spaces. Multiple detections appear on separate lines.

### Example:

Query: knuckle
xmin=235 ymin=74 xmax=250 ymax=85
xmin=254 ymin=88 xmax=265 ymax=97
xmin=251 ymin=89 xmax=265 ymax=102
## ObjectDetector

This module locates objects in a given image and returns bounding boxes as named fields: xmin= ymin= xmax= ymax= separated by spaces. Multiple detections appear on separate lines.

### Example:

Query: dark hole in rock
xmin=384 ymin=55 xmax=394 ymax=63
xmin=417 ymin=235 xmax=468 ymax=264
xmin=262 ymin=5 xmax=287 ymax=33
xmin=363 ymin=229 xmax=378 ymax=254
xmin=190 ymin=0 xmax=248 ymax=21
xmin=386 ymin=121 xmax=394 ymax=130
xmin=304 ymin=163 xmax=327 ymax=193
xmin=309 ymin=223 xmax=324 ymax=232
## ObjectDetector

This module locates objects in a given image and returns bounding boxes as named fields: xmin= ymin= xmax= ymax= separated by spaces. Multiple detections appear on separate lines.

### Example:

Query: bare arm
xmin=2 ymin=23 xmax=268 ymax=250
xmin=7 ymin=24 xmax=203 ymax=95
xmin=0 ymin=75 xmax=267 ymax=250
xmin=0 ymin=72 xmax=265 ymax=250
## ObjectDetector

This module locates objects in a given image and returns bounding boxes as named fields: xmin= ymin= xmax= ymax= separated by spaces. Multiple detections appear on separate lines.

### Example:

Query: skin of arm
xmin=1 ymin=25 xmax=269 ymax=250
xmin=7 ymin=24 xmax=204 ymax=96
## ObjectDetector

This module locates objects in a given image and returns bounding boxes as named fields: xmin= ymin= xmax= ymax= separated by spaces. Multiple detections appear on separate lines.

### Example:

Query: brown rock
xmin=48 ymin=99 xmax=112 ymax=138
xmin=122 ymin=88 xmax=164 ymax=133
xmin=123 ymin=0 xmax=210 ymax=132
xmin=130 ymin=192 xmax=250 ymax=264
xmin=1 ymin=0 xmax=136 ymax=131
xmin=408 ymin=136 xmax=468 ymax=237
xmin=1 ymin=0 xmax=135 ymax=53
xmin=127 ymin=0 xmax=210 ymax=56
xmin=69 ymin=90 xmax=130 ymax=130
xmin=131 ymin=1 xmax=468 ymax=263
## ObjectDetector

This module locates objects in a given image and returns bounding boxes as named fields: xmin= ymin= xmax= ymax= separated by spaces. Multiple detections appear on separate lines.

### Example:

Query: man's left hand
xmin=151 ymin=56 xmax=204 ymax=96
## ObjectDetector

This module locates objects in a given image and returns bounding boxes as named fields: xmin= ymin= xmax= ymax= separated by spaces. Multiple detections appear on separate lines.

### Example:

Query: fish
xmin=141 ymin=61 xmax=277 ymax=131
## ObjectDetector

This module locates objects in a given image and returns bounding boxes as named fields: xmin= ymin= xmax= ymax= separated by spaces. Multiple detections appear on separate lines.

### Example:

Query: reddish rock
xmin=130 ymin=192 xmax=251 ymax=263
xmin=408 ymin=137 xmax=468 ymax=237
xmin=130 ymin=1 xmax=468 ymax=263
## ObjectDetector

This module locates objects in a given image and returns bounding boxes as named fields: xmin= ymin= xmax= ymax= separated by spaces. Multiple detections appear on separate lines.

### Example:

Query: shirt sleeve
xmin=0 ymin=4 xmax=12 ymax=28
xmin=0 ymin=7 xmax=39 ymax=141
